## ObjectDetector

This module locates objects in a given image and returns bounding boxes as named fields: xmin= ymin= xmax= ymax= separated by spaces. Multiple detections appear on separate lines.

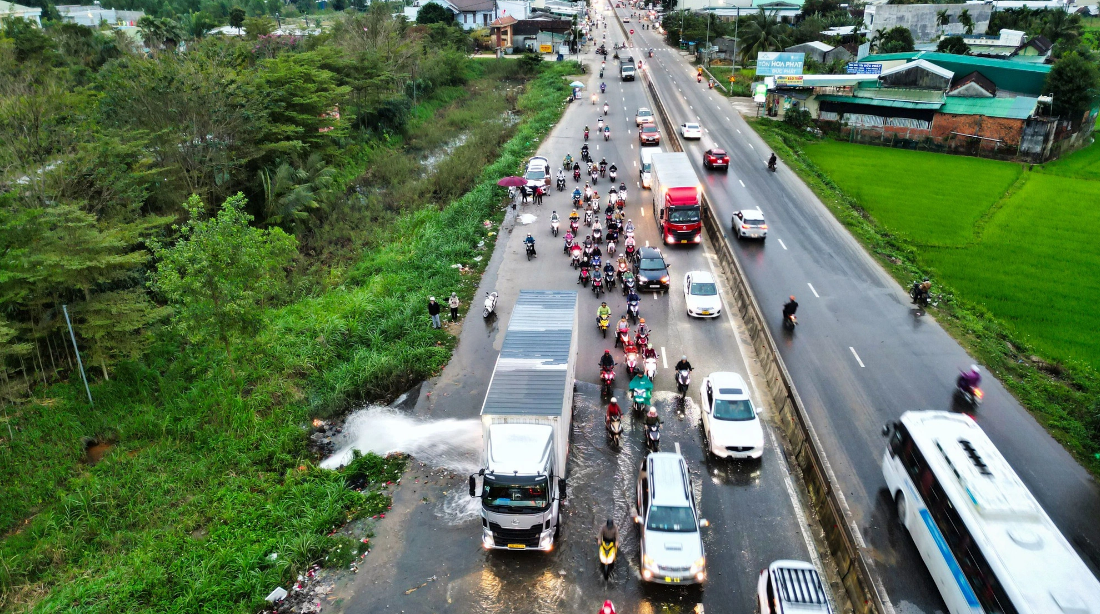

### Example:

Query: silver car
xmin=733 ymin=208 xmax=767 ymax=240
xmin=635 ymin=452 xmax=709 ymax=584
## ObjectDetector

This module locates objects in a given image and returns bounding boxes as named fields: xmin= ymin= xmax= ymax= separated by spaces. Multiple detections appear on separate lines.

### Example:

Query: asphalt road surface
xmin=617 ymin=5 xmax=1100 ymax=613
xmin=327 ymin=13 xmax=828 ymax=614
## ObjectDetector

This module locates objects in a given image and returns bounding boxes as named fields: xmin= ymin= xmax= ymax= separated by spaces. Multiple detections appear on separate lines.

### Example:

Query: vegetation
xmin=1045 ymin=51 xmax=1100 ymax=121
xmin=936 ymin=35 xmax=970 ymax=55
xmin=750 ymin=120 xmax=1100 ymax=475
xmin=874 ymin=25 xmax=915 ymax=53
xmin=737 ymin=10 xmax=792 ymax=64
xmin=416 ymin=1 xmax=455 ymax=25
xmin=0 ymin=4 xmax=580 ymax=609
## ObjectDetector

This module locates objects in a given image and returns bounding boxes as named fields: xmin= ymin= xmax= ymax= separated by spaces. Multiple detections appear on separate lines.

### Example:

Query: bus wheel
xmin=894 ymin=491 xmax=907 ymax=524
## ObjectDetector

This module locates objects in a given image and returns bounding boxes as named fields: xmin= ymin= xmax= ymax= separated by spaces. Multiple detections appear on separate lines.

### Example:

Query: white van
xmin=639 ymin=148 xmax=656 ymax=188
xmin=756 ymin=560 xmax=834 ymax=614
xmin=634 ymin=451 xmax=709 ymax=584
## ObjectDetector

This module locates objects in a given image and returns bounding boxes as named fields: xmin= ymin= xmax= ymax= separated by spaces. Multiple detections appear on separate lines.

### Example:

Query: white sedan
xmin=683 ymin=271 xmax=721 ymax=318
xmin=700 ymin=372 xmax=764 ymax=459
xmin=680 ymin=122 xmax=702 ymax=140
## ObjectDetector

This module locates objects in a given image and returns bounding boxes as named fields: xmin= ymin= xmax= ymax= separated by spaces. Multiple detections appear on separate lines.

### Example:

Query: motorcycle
xmin=621 ymin=275 xmax=636 ymax=297
xmin=600 ymin=365 xmax=616 ymax=395
xmin=591 ymin=170 xmax=599 ymax=185
xmin=627 ymin=299 xmax=639 ymax=323
xmin=579 ymin=266 xmax=591 ymax=287
xmin=783 ymin=312 xmax=798 ymax=329
xmin=525 ymin=242 xmax=536 ymax=261
xmin=603 ymin=103 xmax=609 ymax=115
xmin=574 ymin=167 xmax=582 ymax=182
xmin=482 ymin=291 xmax=499 ymax=318
xmin=910 ymin=282 xmax=930 ymax=307
xmin=584 ymin=210 xmax=593 ymax=227
xmin=556 ymin=176 xmax=566 ymax=191
xmin=635 ymin=332 xmax=649 ymax=353
xmin=644 ymin=422 xmax=660 ymax=452
xmin=571 ymin=245 xmax=583 ymax=268
xmin=591 ymin=253 xmax=602 ymax=269
xmin=676 ymin=369 xmax=691 ymax=399
xmin=644 ymin=355 xmax=657 ymax=379
xmin=584 ymin=129 xmax=590 ymax=141
xmin=603 ymin=127 xmax=610 ymax=141
xmin=604 ymin=268 xmax=616 ymax=290
xmin=563 ymin=234 xmax=575 ymax=254
xmin=606 ymin=238 xmax=617 ymax=256
xmin=593 ymin=227 xmax=603 ymax=243
xmin=606 ymin=415 xmax=622 ymax=448
xmin=599 ymin=163 xmax=607 ymax=178
xmin=570 ymin=218 xmax=580 ymax=234
xmin=600 ymin=83 xmax=606 ymax=94
xmin=551 ymin=218 xmax=560 ymax=237
xmin=956 ymin=374 xmax=984 ymax=409
xmin=599 ymin=538 xmax=617 ymax=579
xmin=624 ymin=344 xmax=640 ymax=379
xmin=768 ymin=159 xmax=777 ymax=172
xmin=592 ymin=274 xmax=603 ymax=298
xmin=615 ymin=328 xmax=630 ymax=349
xmin=598 ymin=313 xmax=610 ymax=338
xmin=623 ymin=244 xmax=637 ymax=265
xmin=609 ymin=169 xmax=617 ymax=182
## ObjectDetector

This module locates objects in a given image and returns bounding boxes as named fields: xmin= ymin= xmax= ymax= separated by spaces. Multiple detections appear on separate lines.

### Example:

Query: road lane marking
xmin=807 ymin=283 xmax=819 ymax=298
xmin=634 ymin=160 xmax=637 ymax=166
xmin=630 ymin=144 xmax=634 ymax=149
xmin=736 ymin=128 xmax=741 ymax=133
xmin=772 ymin=427 xmax=827 ymax=573
xmin=749 ymin=143 xmax=755 ymax=149
xmin=738 ymin=179 xmax=745 ymax=188
xmin=645 ymin=240 xmax=649 ymax=246
xmin=849 ymin=347 xmax=865 ymax=368
xmin=661 ymin=350 xmax=668 ymax=369
xmin=777 ymin=238 xmax=788 ymax=250
xmin=654 ymin=292 xmax=659 ymax=300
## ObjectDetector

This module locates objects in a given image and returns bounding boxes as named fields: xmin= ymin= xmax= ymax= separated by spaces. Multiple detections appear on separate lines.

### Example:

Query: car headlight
xmin=643 ymin=554 xmax=656 ymax=569
xmin=659 ymin=275 xmax=669 ymax=284
xmin=690 ymin=556 xmax=706 ymax=574
xmin=637 ymin=275 xmax=648 ymax=283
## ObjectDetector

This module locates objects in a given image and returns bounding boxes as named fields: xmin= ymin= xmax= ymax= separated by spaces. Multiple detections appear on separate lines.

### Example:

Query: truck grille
xmin=489 ymin=522 xmax=542 ymax=548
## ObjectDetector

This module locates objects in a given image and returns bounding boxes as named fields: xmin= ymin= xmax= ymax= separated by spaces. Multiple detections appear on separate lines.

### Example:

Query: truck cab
xmin=655 ymin=186 xmax=702 ymax=244
xmin=474 ymin=424 xmax=565 ymax=551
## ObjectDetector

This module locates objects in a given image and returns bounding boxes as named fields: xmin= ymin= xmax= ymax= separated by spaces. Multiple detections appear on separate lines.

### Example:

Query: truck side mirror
xmin=559 ymin=477 xmax=567 ymax=500
xmin=469 ymin=475 xmax=477 ymax=498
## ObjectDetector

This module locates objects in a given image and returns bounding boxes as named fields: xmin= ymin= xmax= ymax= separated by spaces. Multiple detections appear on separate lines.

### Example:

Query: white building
xmin=56 ymin=4 xmax=145 ymax=27
xmin=0 ymin=0 xmax=43 ymax=25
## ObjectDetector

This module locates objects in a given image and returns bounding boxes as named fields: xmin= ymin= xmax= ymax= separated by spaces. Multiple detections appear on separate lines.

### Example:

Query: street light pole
xmin=704 ymin=7 xmax=711 ymax=66
xmin=732 ymin=6 xmax=740 ymax=68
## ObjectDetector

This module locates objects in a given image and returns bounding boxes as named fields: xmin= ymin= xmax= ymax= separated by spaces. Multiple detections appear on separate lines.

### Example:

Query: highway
xmin=330 ymin=11 xmax=827 ymax=614
xmin=617 ymin=5 xmax=1100 ymax=612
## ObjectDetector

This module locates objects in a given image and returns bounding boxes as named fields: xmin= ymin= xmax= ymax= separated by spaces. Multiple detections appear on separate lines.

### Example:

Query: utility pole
xmin=704 ymin=6 xmax=711 ymax=66
xmin=732 ymin=6 xmax=740 ymax=68
xmin=62 ymin=305 xmax=93 ymax=407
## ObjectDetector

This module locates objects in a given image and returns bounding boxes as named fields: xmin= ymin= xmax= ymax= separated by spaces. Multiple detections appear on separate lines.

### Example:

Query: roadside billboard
xmin=755 ymin=52 xmax=804 ymax=76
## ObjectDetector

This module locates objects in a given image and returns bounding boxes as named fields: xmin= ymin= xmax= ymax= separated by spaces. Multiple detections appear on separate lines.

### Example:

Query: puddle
xmin=84 ymin=440 xmax=115 ymax=465
xmin=320 ymin=406 xmax=481 ymax=474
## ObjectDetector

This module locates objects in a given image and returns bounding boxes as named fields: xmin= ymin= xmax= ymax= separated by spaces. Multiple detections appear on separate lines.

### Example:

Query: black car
xmin=634 ymin=247 xmax=670 ymax=291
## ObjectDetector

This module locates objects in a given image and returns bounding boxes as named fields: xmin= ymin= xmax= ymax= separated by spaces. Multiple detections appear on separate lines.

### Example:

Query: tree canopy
xmin=876 ymin=26 xmax=914 ymax=53
xmin=1045 ymin=51 xmax=1100 ymax=121
xmin=936 ymin=35 xmax=969 ymax=55
xmin=416 ymin=2 xmax=455 ymax=25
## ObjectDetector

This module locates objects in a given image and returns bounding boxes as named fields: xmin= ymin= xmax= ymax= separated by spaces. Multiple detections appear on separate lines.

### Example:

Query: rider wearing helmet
xmin=597 ymin=301 xmax=611 ymax=322
xmin=524 ymin=233 xmax=536 ymax=256
xmin=599 ymin=348 xmax=615 ymax=370
xmin=675 ymin=355 xmax=693 ymax=372
xmin=637 ymin=317 xmax=648 ymax=337
xmin=606 ymin=398 xmax=622 ymax=425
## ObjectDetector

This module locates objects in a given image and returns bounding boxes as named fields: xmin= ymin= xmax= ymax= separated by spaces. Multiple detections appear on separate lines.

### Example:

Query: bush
xmin=783 ymin=107 xmax=814 ymax=129
xmin=518 ymin=50 xmax=543 ymax=74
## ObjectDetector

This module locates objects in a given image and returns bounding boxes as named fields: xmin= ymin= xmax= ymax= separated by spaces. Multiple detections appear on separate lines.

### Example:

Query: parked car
xmin=635 ymin=452 xmax=709 ymax=585
xmin=703 ymin=148 xmax=729 ymax=171
xmin=683 ymin=271 xmax=721 ymax=318
xmin=733 ymin=208 xmax=767 ymax=240
xmin=700 ymin=371 xmax=764 ymax=459
xmin=634 ymin=246 xmax=670 ymax=291
xmin=524 ymin=157 xmax=551 ymax=190
xmin=757 ymin=560 xmax=834 ymax=614
xmin=639 ymin=124 xmax=661 ymax=146
xmin=635 ymin=108 xmax=655 ymax=126
xmin=679 ymin=122 xmax=702 ymax=140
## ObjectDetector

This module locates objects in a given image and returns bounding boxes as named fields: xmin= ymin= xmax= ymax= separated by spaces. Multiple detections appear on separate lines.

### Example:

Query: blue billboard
xmin=755 ymin=52 xmax=805 ymax=76
xmin=846 ymin=62 xmax=882 ymax=75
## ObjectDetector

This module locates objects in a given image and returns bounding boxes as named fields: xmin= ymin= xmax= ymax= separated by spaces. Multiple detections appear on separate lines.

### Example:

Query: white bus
xmin=882 ymin=411 xmax=1100 ymax=614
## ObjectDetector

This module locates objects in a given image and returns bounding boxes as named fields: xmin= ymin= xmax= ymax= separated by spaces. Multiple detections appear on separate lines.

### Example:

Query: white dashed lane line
xmin=807 ymin=283 xmax=820 ymax=298
xmin=738 ymin=179 xmax=745 ymax=188
xmin=777 ymin=238 xmax=788 ymax=250
xmin=849 ymin=347 xmax=865 ymax=368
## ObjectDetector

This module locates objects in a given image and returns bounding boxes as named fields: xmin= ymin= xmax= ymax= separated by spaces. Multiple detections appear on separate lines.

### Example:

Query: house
xmin=865 ymin=3 xmax=993 ymax=44
xmin=0 ymin=0 xmax=42 ymax=25
xmin=1014 ymin=35 xmax=1053 ymax=63
xmin=785 ymin=41 xmax=852 ymax=64
xmin=963 ymin=28 xmax=1026 ymax=59
xmin=765 ymin=52 xmax=1076 ymax=160
xmin=56 ymin=4 xmax=145 ymax=27
xmin=491 ymin=14 xmax=570 ymax=52
xmin=452 ymin=0 xmax=498 ymax=29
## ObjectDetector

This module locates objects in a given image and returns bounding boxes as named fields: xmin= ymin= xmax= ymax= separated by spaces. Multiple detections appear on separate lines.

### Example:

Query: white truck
xmin=621 ymin=64 xmax=636 ymax=81
xmin=468 ymin=290 xmax=579 ymax=551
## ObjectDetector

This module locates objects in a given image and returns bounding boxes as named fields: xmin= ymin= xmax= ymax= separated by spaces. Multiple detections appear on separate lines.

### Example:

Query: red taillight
xmin=741 ymin=224 xmax=749 ymax=230
xmin=760 ymin=224 xmax=768 ymax=229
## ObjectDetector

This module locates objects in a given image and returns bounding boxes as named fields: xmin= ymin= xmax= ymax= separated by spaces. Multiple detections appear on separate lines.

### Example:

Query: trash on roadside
xmin=265 ymin=587 xmax=288 ymax=602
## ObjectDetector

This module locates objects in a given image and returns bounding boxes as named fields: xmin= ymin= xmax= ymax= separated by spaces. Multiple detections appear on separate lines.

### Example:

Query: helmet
xmin=789 ymin=295 xmax=796 ymax=301
xmin=527 ymin=233 xmax=532 ymax=238
xmin=601 ymin=601 xmax=616 ymax=614
xmin=610 ymin=397 xmax=617 ymax=404
xmin=639 ymin=318 xmax=645 ymax=324
xmin=606 ymin=518 xmax=614 ymax=529
xmin=647 ymin=407 xmax=657 ymax=417
xmin=604 ymin=349 xmax=611 ymax=355
xmin=682 ymin=355 xmax=687 ymax=361
xmin=970 ymin=365 xmax=980 ymax=374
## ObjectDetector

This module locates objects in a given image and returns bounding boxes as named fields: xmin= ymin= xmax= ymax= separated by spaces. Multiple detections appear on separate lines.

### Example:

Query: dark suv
xmin=634 ymin=247 xmax=670 ymax=291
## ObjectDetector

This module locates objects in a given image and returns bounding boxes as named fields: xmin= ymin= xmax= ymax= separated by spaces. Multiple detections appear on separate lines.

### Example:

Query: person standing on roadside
xmin=428 ymin=296 xmax=442 ymax=329
xmin=448 ymin=292 xmax=460 ymax=322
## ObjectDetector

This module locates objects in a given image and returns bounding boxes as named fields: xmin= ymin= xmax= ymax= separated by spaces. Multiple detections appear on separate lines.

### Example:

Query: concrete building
xmin=785 ymin=40 xmax=852 ymax=63
xmin=0 ymin=0 xmax=42 ymax=25
xmin=452 ymin=0 xmax=499 ymax=29
xmin=865 ymin=3 xmax=993 ymax=43
xmin=962 ymin=28 xmax=1025 ymax=58
xmin=56 ymin=4 xmax=145 ymax=27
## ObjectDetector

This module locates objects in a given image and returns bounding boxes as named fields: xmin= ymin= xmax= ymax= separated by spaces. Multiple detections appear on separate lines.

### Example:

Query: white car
xmin=757 ymin=560 xmax=834 ymax=614
xmin=683 ymin=271 xmax=721 ymax=318
xmin=524 ymin=156 xmax=550 ymax=190
xmin=733 ymin=208 xmax=767 ymax=240
xmin=635 ymin=107 xmax=655 ymax=126
xmin=700 ymin=372 xmax=764 ymax=459
xmin=680 ymin=122 xmax=702 ymax=139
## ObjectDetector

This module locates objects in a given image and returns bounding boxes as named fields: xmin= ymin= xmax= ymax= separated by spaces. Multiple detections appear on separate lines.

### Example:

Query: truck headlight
xmin=540 ymin=533 xmax=553 ymax=550
xmin=482 ymin=531 xmax=494 ymax=549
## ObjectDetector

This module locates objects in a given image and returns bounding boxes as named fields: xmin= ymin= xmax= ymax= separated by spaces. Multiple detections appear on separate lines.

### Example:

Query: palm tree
xmin=936 ymin=9 xmax=950 ymax=36
xmin=738 ymin=10 xmax=790 ymax=65
xmin=1042 ymin=10 xmax=1082 ymax=44
xmin=959 ymin=9 xmax=975 ymax=35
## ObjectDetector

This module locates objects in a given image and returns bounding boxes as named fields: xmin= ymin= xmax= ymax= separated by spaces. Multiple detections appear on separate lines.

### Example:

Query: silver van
xmin=756 ymin=560 xmax=834 ymax=614
xmin=634 ymin=451 xmax=709 ymax=584
xmin=639 ymin=148 xmax=656 ymax=188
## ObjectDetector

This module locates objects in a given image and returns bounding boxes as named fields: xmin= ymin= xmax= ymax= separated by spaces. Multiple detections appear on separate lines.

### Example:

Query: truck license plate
xmin=680 ymin=239 xmax=688 ymax=244
xmin=507 ymin=544 xmax=526 ymax=549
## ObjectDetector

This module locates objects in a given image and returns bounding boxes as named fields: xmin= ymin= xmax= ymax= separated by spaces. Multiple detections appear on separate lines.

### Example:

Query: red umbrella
xmin=497 ymin=176 xmax=528 ymax=187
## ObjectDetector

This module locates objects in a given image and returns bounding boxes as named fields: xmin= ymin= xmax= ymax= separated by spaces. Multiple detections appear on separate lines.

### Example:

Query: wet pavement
xmin=321 ymin=7 xmax=828 ymax=613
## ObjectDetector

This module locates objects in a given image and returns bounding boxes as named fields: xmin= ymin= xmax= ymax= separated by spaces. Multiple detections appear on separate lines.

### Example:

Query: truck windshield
xmin=668 ymin=208 xmax=700 ymax=223
xmin=482 ymin=475 xmax=550 ymax=512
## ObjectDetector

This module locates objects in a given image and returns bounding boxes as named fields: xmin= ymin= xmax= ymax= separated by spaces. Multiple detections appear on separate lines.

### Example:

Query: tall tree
xmin=958 ymin=9 xmax=975 ymax=35
xmin=936 ymin=9 xmax=950 ymax=36
xmin=229 ymin=6 xmax=246 ymax=33
xmin=876 ymin=26 xmax=914 ymax=53
xmin=738 ymin=10 xmax=790 ymax=65
xmin=150 ymin=193 xmax=297 ymax=361
xmin=416 ymin=2 xmax=454 ymax=25
xmin=1044 ymin=51 xmax=1100 ymax=121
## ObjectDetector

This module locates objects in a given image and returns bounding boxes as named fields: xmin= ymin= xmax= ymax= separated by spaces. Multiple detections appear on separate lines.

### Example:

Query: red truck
xmin=649 ymin=152 xmax=702 ymax=245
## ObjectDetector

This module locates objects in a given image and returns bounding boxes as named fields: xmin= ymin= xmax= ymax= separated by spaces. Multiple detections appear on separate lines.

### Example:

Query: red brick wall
xmin=931 ymin=113 xmax=1025 ymax=148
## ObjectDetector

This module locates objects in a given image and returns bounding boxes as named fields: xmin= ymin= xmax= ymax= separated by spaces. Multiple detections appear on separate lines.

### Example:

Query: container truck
xmin=650 ymin=151 xmax=702 ymax=245
xmin=468 ymin=290 xmax=579 ymax=551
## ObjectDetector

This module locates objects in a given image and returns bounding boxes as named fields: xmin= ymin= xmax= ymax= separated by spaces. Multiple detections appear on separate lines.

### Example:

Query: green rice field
xmin=803 ymin=140 xmax=1100 ymax=370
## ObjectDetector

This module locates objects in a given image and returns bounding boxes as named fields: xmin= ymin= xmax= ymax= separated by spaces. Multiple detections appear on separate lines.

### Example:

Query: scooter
xmin=592 ymin=274 xmax=603 ymax=298
xmin=676 ymin=369 xmax=691 ymax=399
xmin=956 ymin=374 xmax=984 ymax=409
xmin=645 ymin=422 xmax=660 ymax=452
xmin=604 ymin=267 xmax=616 ymax=290
xmin=584 ymin=210 xmax=593 ymax=227
xmin=603 ymin=128 xmax=610 ymax=141
xmin=563 ymin=234 xmax=574 ymax=254
xmin=482 ymin=291 xmax=499 ymax=318
xmin=783 ymin=312 xmax=798 ymax=329
xmin=615 ymin=328 xmax=630 ymax=349
xmin=598 ymin=313 xmax=610 ymax=338
xmin=525 ymin=242 xmax=536 ymax=261
xmin=609 ymin=169 xmax=617 ymax=182
xmin=627 ymin=299 xmax=639 ymax=323
xmin=556 ymin=176 xmax=566 ymax=191
xmin=600 ymin=365 xmax=616 ymax=395
xmin=644 ymin=355 xmax=658 ymax=379
xmin=584 ymin=129 xmax=590 ymax=141
xmin=910 ymin=282 xmax=930 ymax=307
xmin=768 ymin=159 xmax=777 ymax=172
xmin=606 ymin=415 xmax=622 ymax=448
xmin=593 ymin=227 xmax=603 ymax=243
xmin=606 ymin=238 xmax=617 ymax=255
xmin=599 ymin=538 xmax=617 ymax=579
xmin=579 ymin=266 xmax=591 ymax=287
xmin=574 ymin=168 xmax=582 ymax=182
xmin=571 ymin=245 xmax=582 ymax=268
xmin=630 ymin=387 xmax=647 ymax=414
xmin=621 ymin=275 xmax=636 ymax=297
xmin=570 ymin=218 xmax=580 ymax=234
xmin=603 ymin=103 xmax=609 ymax=115
xmin=551 ymin=218 xmax=560 ymax=236
xmin=624 ymin=344 xmax=639 ymax=379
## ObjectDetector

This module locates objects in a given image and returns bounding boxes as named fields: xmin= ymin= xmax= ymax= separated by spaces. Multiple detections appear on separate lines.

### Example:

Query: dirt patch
xmin=83 ymin=440 xmax=115 ymax=465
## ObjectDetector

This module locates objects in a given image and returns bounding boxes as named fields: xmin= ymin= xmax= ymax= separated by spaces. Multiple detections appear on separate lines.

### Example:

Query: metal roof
xmin=861 ymin=51 xmax=1051 ymax=96
xmin=815 ymin=94 xmax=943 ymax=110
xmin=481 ymin=291 xmax=578 ymax=417
xmin=940 ymin=95 xmax=1038 ymax=119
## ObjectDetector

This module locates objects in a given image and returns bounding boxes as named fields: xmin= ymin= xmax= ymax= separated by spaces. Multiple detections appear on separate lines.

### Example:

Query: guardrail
xmin=640 ymin=52 xmax=888 ymax=614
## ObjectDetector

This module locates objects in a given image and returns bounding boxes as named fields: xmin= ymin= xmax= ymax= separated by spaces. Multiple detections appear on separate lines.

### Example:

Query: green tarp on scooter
xmin=629 ymin=374 xmax=653 ymax=408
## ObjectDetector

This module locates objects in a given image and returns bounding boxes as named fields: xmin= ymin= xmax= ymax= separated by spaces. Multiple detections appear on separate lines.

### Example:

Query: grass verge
xmin=0 ymin=59 xmax=579 ymax=613
xmin=749 ymin=119 xmax=1100 ymax=473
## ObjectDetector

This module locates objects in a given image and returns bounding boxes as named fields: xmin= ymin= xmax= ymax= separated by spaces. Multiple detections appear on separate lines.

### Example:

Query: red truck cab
xmin=658 ymin=186 xmax=702 ymax=244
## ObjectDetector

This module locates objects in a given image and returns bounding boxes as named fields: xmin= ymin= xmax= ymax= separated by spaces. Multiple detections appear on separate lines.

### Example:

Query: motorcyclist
xmin=768 ymin=153 xmax=778 ymax=170
xmin=958 ymin=365 xmax=981 ymax=392
xmin=569 ymin=209 xmax=580 ymax=225
xmin=643 ymin=344 xmax=657 ymax=362
xmin=912 ymin=278 xmax=932 ymax=303
xmin=599 ymin=158 xmax=607 ymax=174
xmin=627 ymin=289 xmax=640 ymax=306
xmin=597 ymin=301 xmax=612 ymax=323
xmin=557 ymin=168 xmax=566 ymax=185
xmin=600 ymin=81 xmax=606 ymax=93
xmin=637 ymin=317 xmax=649 ymax=338
xmin=598 ymin=517 xmax=619 ymax=548
xmin=571 ymin=189 xmax=582 ymax=207
xmin=563 ymin=153 xmax=573 ymax=168
xmin=597 ymin=117 xmax=605 ymax=131
xmin=603 ymin=260 xmax=616 ymax=282
xmin=524 ymin=233 xmax=536 ymax=256
xmin=551 ymin=210 xmax=560 ymax=224
xmin=600 ymin=349 xmax=616 ymax=371
xmin=584 ymin=234 xmax=594 ymax=251
xmin=675 ymin=355 xmax=693 ymax=372
xmin=644 ymin=405 xmax=661 ymax=427
xmin=585 ymin=125 xmax=590 ymax=140
xmin=630 ymin=373 xmax=653 ymax=406
xmin=624 ymin=218 xmax=635 ymax=235
xmin=581 ymin=144 xmax=590 ymax=160
xmin=584 ymin=183 xmax=593 ymax=201
xmin=783 ymin=295 xmax=798 ymax=319
xmin=573 ymin=161 xmax=581 ymax=174
xmin=578 ymin=260 xmax=591 ymax=283
xmin=621 ymin=268 xmax=635 ymax=289
xmin=608 ymin=163 xmax=617 ymax=177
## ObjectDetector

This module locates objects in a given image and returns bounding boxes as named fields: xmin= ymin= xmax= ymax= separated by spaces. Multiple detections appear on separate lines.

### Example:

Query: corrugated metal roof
xmin=482 ymin=291 xmax=578 ymax=417
xmin=940 ymin=95 xmax=1038 ymax=119
xmin=861 ymin=52 xmax=1051 ymax=96
xmin=816 ymin=94 xmax=943 ymax=110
